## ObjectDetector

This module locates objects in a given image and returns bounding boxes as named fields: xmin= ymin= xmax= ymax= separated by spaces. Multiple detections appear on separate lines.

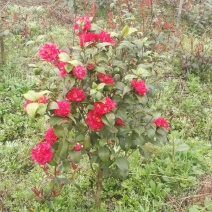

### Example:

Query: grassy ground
xmin=0 ymin=1 xmax=212 ymax=212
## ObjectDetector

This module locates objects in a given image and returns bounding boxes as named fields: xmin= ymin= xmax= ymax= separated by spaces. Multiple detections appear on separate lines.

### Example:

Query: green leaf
xmin=57 ymin=140 xmax=69 ymax=159
xmin=115 ymin=82 xmax=125 ymax=90
xmin=62 ymin=160 xmax=70 ymax=172
xmin=68 ymin=77 xmax=76 ymax=88
xmin=117 ymin=41 xmax=134 ymax=52
xmin=49 ymin=116 xmax=63 ymax=127
xmin=68 ymin=114 xmax=76 ymax=124
xmin=106 ymin=126 xmax=118 ymax=133
xmin=131 ymin=134 xmax=145 ymax=148
xmin=99 ymin=138 xmax=107 ymax=147
xmin=70 ymin=151 xmax=82 ymax=163
xmin=90 ymin=89 xmax=97 ymax=95
xmin=98 ymin=146 xmax=110 ymax=162
xmin=24 ymin=90 xmax=50 ymax=101
xmin=119 ymin=136 xmax=132 ymax=151
xmin=121 ymin=25 xmax=129 ymax=36
xmin=97 ymin=42 xmax=113 ymax=48
xmin=95 ymin=91 xmax=103 ymax=100
xmin=204 ymin=197 xmax=212 ymax=210
xmin=96 ymin=56 xmax=108 ymax=64
xmin=26 ymin=103 xmax=39 ymax=119
xmin=136 ymin=95 xmax=148 ymax=104
xmin=28 ymin=64 xmax=37 ymax=68
xmin=176 ymin=144 xmax=190 ymax=152
xmin=59 ymin=52 xmax=70 ymax=62
xmin=97 ymin=83 xmax=106 ymax=91
xmin=128 ymin=27 xmax=138 ymax=35
xmin=35 ymin=90 xmax=50 ymax=100
xmin=47 ymin=101 xmax=58 ymax=110
xmin=188 ymin=206 xmax=202 ymax=212
xmin=104 ymin=112 xmax=115 ymax=126
xmin=152 ymin=135 xmax=165 ymax=146
xmin=115 ymin=157 xmax=129 ymax=178
xmin=115 ymin=157 xmax=129 ymax=170
xmin=75 ymin=133 xmax=85 ymax=141
xmin=124 ymin=74 xmax=137 ymax=81
xmin=64 ymin=64 xmax=73 ymax=73
xmin=84 ymin=135 xmax=91 ymax=149
xmin=139 ymin=146 xmax=150 ymax=159
xmin=68 ymin=60 xmax=79 ymax=67
xmin=36 ymin=104 xmax=47 ymax=116
xmin=118 ymin=126 xmax=131 ymax=135
xmin=24 ymin=90 xmax=37 ymax=101
xmin=54 ymin=125 xmax=65 ymax=137
xmin=137 ymin=68 xmax=151 ymax=77
xmin=123 ymin=85 xmax=131 ymax=96
xmin=133 ymin=126 xmax=145 ymax=135
xmin=112 ymin=60 xmax=126 ymax=70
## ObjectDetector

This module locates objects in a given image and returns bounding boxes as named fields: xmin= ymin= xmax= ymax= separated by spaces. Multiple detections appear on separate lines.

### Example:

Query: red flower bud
xmin=73 ymin=143 xmax=83 ymax=151
xmin=86 ymin=62 xmax=95 ymax=71
xmin=153 ymin=117 xmax=169 ymax=130
xmin=115 ymin=118 xmax=124 ymax=126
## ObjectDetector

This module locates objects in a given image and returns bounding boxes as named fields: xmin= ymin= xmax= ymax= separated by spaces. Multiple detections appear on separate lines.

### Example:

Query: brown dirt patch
xmin=167 ymin=175 xmax=212 ymax=212
xmin=7 ymin=0 xmax=53 ymax=7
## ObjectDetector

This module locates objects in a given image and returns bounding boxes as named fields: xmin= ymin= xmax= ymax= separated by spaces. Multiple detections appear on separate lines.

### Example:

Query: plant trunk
xmin=170 ymin=0 xmax=184 ymax=63
xmin=0 ymin=12 xmax=5 ymax=64
xmin=94 ymin=167 xmax=103 ymax=208
xmin=0 ymin=36 xmax=4 ymax=64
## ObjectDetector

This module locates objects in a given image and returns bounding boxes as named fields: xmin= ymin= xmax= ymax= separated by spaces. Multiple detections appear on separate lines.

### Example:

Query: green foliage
xmin=182 ymin=0 xmax=212 ymax=35
xmin=155 ymin=74 xmax=212 ymax=141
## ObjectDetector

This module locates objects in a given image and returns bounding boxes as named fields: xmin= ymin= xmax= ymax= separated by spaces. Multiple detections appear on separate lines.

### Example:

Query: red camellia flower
xmin=37 ymin=95 xmax=49 ymax=104
xmin=39 ymin=43 xmax=59 ymax=62
xmin=78 ymin=32 xmax=98 ymax=48
xmin=66 ymin=88 xmax=86 ymax=102
xmin=131 ymin=79 xmax=147 ymax=96
xmin=55 ymin=60 xmax=68 ymax=77
xmin=53 ymin=50 xmax=69 ymax=77
xmin=24 ymin=99 xmax=33 ymax=112
xmin=74 ymin=16 xmax=91 ymax=32
xmin=86 ymin=62 xmax=95 ymax=71
xmin=115 ymin=118 xmax=124 ymax=126
xmin=98 ymin=73 xmax=114 ymax=84
xmin=97 ymin=31 xmax=115 ymax=45
xmin=73 ymin=143 xmax=83 ymax=151
xmin=86 ymin=110 xmax=104 ymax=131
xmin=31 ymin=142 xmax=53 ymax=165
xmin=60 ymin=68 xmax=68 ymax=77
xmin=153 ymin=117 xmax=169 ymax=130
xmin=72 ymin=65 xmax=86 ymax=80
xmin=54 ymin=100 xmax=71 ymax=116
xmin=44 ymin=128 xmax=58 ymax=145
xmin=94 ymin=97 xmax=116 ymax=115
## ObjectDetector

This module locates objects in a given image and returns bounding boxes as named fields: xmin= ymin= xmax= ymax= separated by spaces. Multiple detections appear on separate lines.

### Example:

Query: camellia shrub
xmin=24 ymin=16 xmax=169 ymax=208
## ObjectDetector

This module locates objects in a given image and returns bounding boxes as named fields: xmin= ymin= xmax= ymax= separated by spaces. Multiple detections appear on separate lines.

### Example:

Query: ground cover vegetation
xmin=0 ymin=0 xmax=211 ymax=211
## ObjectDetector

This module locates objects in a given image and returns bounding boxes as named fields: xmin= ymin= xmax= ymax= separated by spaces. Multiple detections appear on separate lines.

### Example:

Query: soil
xmin=168 ymin=175 xmax=212 ymax=212
xmin=6 ymin=0 xmax=53 ymax=7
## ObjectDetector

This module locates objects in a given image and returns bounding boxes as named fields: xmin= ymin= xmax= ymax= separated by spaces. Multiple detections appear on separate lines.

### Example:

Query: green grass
xmin=0 ymin=139 xmax=211 ymax=211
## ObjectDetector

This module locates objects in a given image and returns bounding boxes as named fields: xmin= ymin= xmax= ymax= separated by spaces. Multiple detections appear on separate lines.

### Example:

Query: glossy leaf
xmin=26 ymin=103 xmax=39 ymax=119
xmin=98 ymin=146 xmax=110 ymax=162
